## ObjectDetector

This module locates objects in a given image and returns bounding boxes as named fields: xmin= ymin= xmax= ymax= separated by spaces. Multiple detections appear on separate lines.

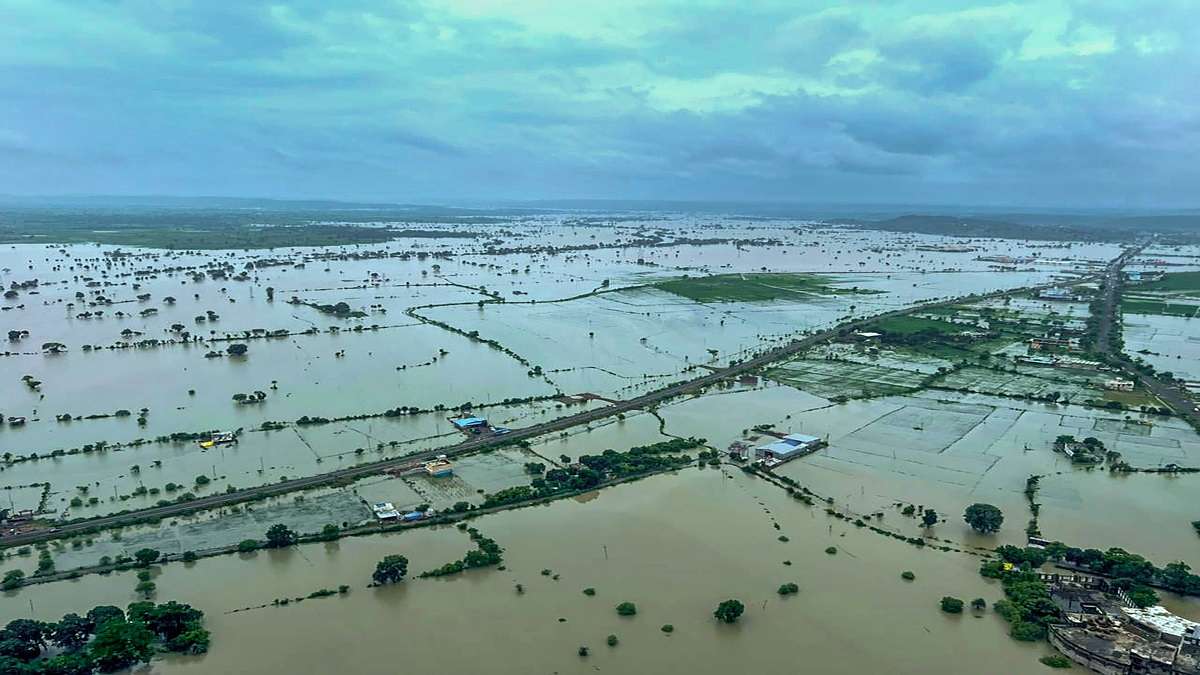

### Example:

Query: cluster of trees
xmin=1051 ymin=545 xmax=1199 ymax=598
xmin=1053 ymin=434 xmax=1108 ymax=464
xmin=482 ymin=438 xmax=705 ymax=509
xmin=976 ymin=547 xmax=1062 ymax=639
xmin=0 ymin=601 xmax=208 ymax=674
xmin=419 ymin=527 xmax=503 ymax=578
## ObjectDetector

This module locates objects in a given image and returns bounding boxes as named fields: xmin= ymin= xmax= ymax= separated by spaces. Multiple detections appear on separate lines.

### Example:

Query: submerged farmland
xmin=2 ymin=214 xmax=1198 ymax=674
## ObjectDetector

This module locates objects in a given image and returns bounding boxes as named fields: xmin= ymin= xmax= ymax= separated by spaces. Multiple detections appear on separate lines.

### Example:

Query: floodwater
xmin=4 ymin=469 xmax=1076 ymax=675
xmin=2 ymin=219 xmax=1197 ymax=674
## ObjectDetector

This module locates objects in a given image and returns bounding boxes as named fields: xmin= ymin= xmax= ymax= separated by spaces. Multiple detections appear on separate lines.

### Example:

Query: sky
xmin=2 ymin=0 xmax=1198 ymax=208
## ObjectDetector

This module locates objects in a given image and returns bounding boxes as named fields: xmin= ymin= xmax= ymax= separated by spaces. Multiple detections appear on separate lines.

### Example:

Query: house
xmin=372 ymin=502 xmax=401 ymax=521
xmin=425 ymin=457 xmax=453 ymax=477
xmin=1105 ymin=379 xmax=1135 ymax=392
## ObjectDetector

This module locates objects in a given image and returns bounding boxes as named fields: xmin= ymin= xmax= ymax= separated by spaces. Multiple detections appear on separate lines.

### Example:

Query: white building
xmin=1104 ymin=379 xmax=1135 ymax=392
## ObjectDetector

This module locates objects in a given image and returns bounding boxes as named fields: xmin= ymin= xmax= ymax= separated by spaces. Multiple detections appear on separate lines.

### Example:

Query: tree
xmin=921 ymin=509 xmax=939 ymax=527
xmin=0 ymin=619 xmax=49 ymax=661
xmin=264 ymin=524 xmax=297 ymax=548
xmin=50 ymin=613 xmax=94 ymax=652
xmin=1 ymin=569 xmax=24 ymax=591
xmin=940 ymin=597 xmax=964 ymax=614
xmin=88 ymin=620 xmax=154 ymax=673
xmin=142 ymin=601 xmax=203 ymax=642
xmin=372 ymin=555 xmax=409 ymax=585
xmin=713 ymin=599 xmax=745 ymax=624
xmin=226 ymin=343 xmax=248 ymax=356
xmin=615 ymin=602 xmax=637 ymax=616
xmin=133 ymin=548 xmax=160 ymax=567
xmin=39 ymin=651 xmax=95 ymax=675
xmin=86 ymin=607 xmax=124 ymax=630
xmin=1128 ymin=585 xmax=1159 ymax=608
xmin=970 ymin=598 xmax=987 ymax=611
xmin=964 ymin=503 xmax=1004 ymax=534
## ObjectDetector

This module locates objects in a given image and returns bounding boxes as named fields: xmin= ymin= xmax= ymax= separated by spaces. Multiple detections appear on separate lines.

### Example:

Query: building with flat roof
xmin=1105 ymin=379 xmax=1135 ymax=392
xmin=755 ymin=433 xmax=822 ymax=461
xmin=372 ymin=502 xmax=401 ymax=520
xmin=451 ymin=416 xmax=488 ymax=430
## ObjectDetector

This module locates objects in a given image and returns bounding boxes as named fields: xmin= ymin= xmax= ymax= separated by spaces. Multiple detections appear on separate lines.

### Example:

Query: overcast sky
xmin=3 ymin=1 xmax=1197 ymax=207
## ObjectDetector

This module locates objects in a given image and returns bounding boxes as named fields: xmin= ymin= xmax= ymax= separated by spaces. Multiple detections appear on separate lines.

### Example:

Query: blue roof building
xmin=756 ymin=433 xmax=822 ymax=460
xmin=451 ymin=416 xmax=488 ymax=429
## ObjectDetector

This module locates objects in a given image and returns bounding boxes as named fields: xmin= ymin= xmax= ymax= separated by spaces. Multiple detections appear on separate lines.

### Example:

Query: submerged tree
xmin=372 ymin=555 xmax=409 ymax=585
xmin=713 ymin=599 xmax=745 ymax=624
xmin=964 ymin=503 xmax=1004 ymax=534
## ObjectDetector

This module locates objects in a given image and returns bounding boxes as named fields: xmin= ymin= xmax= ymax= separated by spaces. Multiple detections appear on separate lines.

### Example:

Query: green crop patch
xmin=653 ymin=273 xmax=882 ymax=303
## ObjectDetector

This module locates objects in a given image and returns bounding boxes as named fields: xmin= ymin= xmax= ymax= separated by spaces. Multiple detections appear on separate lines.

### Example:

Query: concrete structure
xmin=451 ymin=416 xmax=488 ymax=430
xmin=371 ymin=502 xmax=401 ymax=521
xmin=1040 ymin=287 xmax=1085 ymax=301
xmin=1106 ymin=379 xmax=1136 ymax=392
xmin=424 ymin=457 xmax=454 ymax=477
xmin=1029 ymin=337 xmax=1082 ymax=351
xmin=1046 ymin=575 xmax=1200 ymax=674
xmin=727 ymin=441 xmax=752 ymax=461
xmin=755 ymin=434 xmax=823 ymax=463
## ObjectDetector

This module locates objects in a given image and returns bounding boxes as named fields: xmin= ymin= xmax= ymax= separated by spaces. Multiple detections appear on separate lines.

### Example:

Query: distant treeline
xmin=830 ymin=213 xmax=1200 ymax=243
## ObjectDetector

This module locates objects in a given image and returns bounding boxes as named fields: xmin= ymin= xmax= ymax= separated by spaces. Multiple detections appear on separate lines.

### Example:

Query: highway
xmin=1095 ymin=244 xmax=1200 ymax=428
xmin=0 ymin=274 xmax=1099 ymax=547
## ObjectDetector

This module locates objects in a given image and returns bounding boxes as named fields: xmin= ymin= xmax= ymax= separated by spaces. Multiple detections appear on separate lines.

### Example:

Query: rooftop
xmin=1124 ymin=606 xmax=1200 ymax=638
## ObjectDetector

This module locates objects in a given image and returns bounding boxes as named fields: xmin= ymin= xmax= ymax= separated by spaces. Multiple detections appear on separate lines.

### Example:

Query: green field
xmin=653 ymin=273 xmax=880 ymax=303
xmin=766 ymin=359 xmax=929 ymax=399
xmin=1132 ymin=271 xmax=1200 ymax=294
xmin=869 ymin=315 xmax=963 ymax=335
xmin=1120 ymin=299 xmax=1200 ymax=317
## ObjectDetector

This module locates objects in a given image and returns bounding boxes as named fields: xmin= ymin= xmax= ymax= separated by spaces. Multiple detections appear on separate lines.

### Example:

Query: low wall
xmin=1049 ymin=626 xmax=1129 ymax=675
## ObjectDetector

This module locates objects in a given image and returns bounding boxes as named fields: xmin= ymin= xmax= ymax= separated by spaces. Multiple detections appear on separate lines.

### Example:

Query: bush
xmin=825 ymin=546 xmax=838 ymax=555
xmin=660 ymin=624 xmax=674 ymax=633
xmin=181 ymin=551 xmax=198 ymax=563
xmin=971 ymin=598 xmax=987 ymax=611
xmin=901 ymin=571 xmax=916 ymax=581
xmin=237 ymin=539 xmax=259 ymax=553
xmin=606 ymin=634 xmax=619 ymax=646
xmin=616 ymin=602 xmax=637 ymax=616
xmin=1009 ymin=621 xmax=1047 ymax=641
xmin=1040 ymin=655 xmax=1073 ymax=668
xmin=940 ymin=596 xmax=965 ymax=614
xmin=582 ymin=587 xmax=596 ymax=596
xmin=777 ymin=582 xmax=799 ymax=596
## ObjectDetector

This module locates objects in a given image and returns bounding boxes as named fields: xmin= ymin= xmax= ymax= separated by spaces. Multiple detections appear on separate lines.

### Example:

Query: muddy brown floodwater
xmin=3 ymin=468 xmax=1075 ymax=674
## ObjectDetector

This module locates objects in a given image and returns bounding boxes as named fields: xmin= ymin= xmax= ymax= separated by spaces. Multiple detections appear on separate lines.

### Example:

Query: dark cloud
xmin=0 ymin=1 xmax=1195 ymax=207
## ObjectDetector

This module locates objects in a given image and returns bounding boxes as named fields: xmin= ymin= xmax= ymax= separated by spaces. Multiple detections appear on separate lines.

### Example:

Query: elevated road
xmin=1094 ymin=244 xmax=1200 ymax=428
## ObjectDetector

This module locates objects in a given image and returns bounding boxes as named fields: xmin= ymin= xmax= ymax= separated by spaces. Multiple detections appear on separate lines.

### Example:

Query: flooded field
xmin=2 ymin=217 xmax=1197 ymax=674
xmin=4 ymin=469 xmax=1083 ymax=675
